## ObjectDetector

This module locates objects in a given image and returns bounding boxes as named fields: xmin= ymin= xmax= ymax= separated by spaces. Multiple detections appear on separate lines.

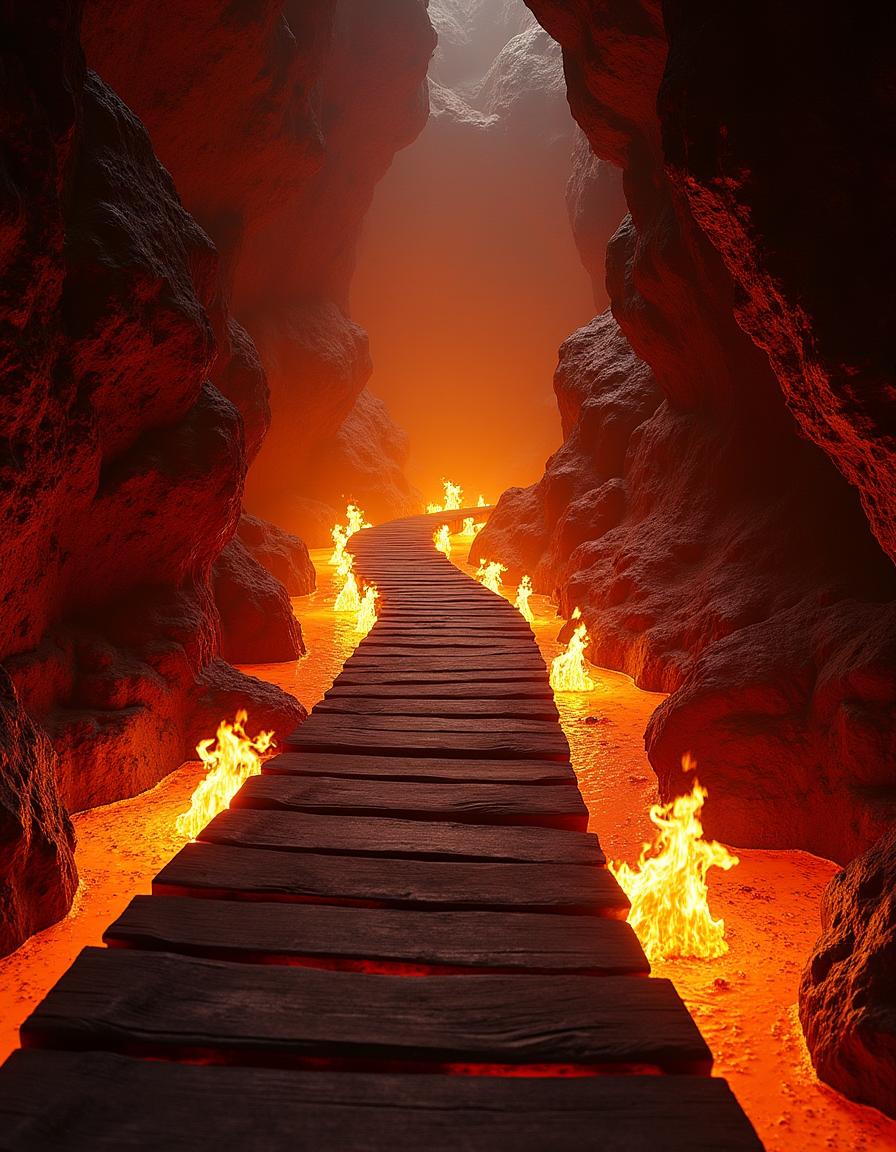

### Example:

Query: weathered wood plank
xmin=323 ymin=680 xmax=554 ymax=700
xmin=285 ymin=726 xmax=568 ymax=760
xmin=154 ymin=843 xmax=625 ymax=915
xmin=297 ymin=715 xmax=562 ymax=736
xmin=233 ymin=775 xmax=588 ymax=830
xmin=262 ymin=751 xmax=578 ymax=786
xmin=342 ymin=656 xmax=547 ymax=673
xmin=105 ymin=897 xmax=645 ymax=973
xmin=21 ymin=948 xmax=712 ymax=1074
xmin=317 ymin=695 xmax=559 ymax=720
xmin=198 ymin=809 xmax=602 ymax=864
xmin=0 ymin=1052 xmax=765 ymax=1152
xmin=334 ymin=669 xmax=550 ymax=687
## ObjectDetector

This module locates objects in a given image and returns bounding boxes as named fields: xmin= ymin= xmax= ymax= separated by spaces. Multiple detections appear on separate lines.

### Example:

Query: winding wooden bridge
xmin=0 ymin=511 xmax=762 ymax=1150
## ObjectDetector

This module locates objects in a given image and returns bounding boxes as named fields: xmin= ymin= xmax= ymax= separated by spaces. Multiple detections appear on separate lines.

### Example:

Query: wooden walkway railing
xmin=0 ymin=510 xmax=763 ymax=1150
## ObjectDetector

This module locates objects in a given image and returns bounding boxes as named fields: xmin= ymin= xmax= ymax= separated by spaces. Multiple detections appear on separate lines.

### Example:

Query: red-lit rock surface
xmin=212 ymin=539 xmax=304 ymax=665
xmin=477 ymin=0 xmax=896 ymax=866
xmin=0 ymin=4 xmax=304 ymax=954
xmin=353 ymin=1 xmax=622 ymax=497
xmin=799 ymin=826 xmax=896 ymax=1119
xmin=236 ymin=513 xmax=316 ymax=597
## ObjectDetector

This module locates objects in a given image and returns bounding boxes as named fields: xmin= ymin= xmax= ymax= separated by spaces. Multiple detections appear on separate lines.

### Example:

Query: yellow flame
xmin=426 ymin=501 xmax=442 ymax=514
xmin=355 ymin=583 xmax=379 ymax=635
xmin=476 ymin=559 xmax=506 ymax=594
xmin=461 ymin=516 xmax=476 ymax=537
xmin=443 ymin=479 xmax=463 ymax=510
xmin=433 ymin=524 xmax=451 ymax=558
xmin=175 ymin=711 xmax=274 ymax=840
xmin=477 ymin=494 xmax=487 ymax=507
xmin=515 ymin=575 xmax=535 ymax=622
xmin=609 ymin=757 xmax=739 ymax=961
xmin=550 ymin=608 xmax=595 ymax=692
xmin=334 ymin=552 xmax=361 ymax=613
xmin=328 ymin=503 xmax=371 ymax=566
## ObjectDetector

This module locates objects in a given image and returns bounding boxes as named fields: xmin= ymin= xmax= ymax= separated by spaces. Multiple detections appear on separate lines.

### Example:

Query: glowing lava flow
xmin=329 ymin=503 xmax=371 ymax=566
xmin=433 ymin=524 xmax=451 ymax=558
xmin=515 ymin=575 xmax=535 ymax=622
xmin=476 ymin=559 xmax=506 ymax=594
xmin=175 ymin=711 xmax=274 ymax=840
xmin=355 ymin=583 xmax=379 ymax=635
xmin=549 ymin=608 xmax=595 ymax=692
xmin=609 ymin=757 xmax=739 ymax=961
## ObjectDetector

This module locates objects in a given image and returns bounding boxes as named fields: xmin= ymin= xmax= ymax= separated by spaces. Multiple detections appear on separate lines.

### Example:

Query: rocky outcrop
xmin=0 ymin=3 xmax=303 ymax=953
xmin=474 ymin=0 xmax=896 ymax=863
xmin=353 ymin=1 xmax=622 ymax=500
xmin=799 ymin=827 xmax=896 ymax=1118
xmin=212 ymin=540 xmax=304 ymax=666
xmin=236 ymin=514 xmax=316 ymax=597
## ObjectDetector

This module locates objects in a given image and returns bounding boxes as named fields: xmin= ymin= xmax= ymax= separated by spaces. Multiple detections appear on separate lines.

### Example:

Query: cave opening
xmin=1 ymin=2 xmax=895 ymax=1150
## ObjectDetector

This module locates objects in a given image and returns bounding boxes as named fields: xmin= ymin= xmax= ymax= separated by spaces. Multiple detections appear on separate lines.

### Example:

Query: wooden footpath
xmin=0 ymin=510 xmax=763 ymax=1150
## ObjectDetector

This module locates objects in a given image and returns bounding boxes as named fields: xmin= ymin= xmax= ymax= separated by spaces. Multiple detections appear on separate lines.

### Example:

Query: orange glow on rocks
xmin=174 ymin=712 xmax=274 ymax=841
xmin=609 ymin=759 xmax=740 ymax=962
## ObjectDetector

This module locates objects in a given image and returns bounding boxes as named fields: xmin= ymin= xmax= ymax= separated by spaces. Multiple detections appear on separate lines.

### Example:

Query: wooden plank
xmin=233 ymin=775 xmax=589 ymax=830
xmin=0 ymin=1051 xmax=766 ymax=1152
xmin=285 ymin=727 xmax=568 ymax=760
xmin=262 ymin=752 xmax=578 ymax=786
xmin=334 ymin=669 xmax=550 ymax=687
xmin=198 ymin=809 xmax=602 ymax=865
xmin=21 ymin=948 xmax=712 ymax=1074
xmin=154 ymin=842 xmax=625 ymax=915
xmin=105 ymin=897 xmax=646 ymax=974
xmin=316 ymin=696 xmax=559 ymax=720
xmin=323 ymin=680 xmax=554 ymax=700
xmin=342 ymin=655 xmax=546 ymax=672
xmin=296 ymin=715 xmax=562 ymax=736
xmin=360 ymin=635 xmax=535 ymax=650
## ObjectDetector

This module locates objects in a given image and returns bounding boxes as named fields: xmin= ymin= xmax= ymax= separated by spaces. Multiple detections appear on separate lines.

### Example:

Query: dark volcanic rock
xmin=236 ymin=513 xmax=316 ymax=597
xmin=478 ymin=0 xmax=896 ymax=862
xmin=212 ymin=539 xmax=305 ymax=665
xmin=799 ymin=827 xmax=896 ymax=1118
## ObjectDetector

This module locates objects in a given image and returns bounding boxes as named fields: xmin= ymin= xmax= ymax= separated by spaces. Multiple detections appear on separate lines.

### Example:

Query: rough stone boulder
xmin=236 ymin=513 xmax=316 ymax=597
xmin=212 ymin=539 xmax=305 ymax=665
xmin=799 ymin=827 xmax=896 ymax=1118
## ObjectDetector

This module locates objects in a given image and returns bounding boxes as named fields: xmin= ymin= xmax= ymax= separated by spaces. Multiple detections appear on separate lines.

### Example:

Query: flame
xmin=427 ymin=479 xmax=463 ymax=514
xmin=461 ymin=516 xmax=484 ymax=537
xmin=609 ymin=757 xmax=739 ymax=961
xmin=515 ymin=575 xmax=535 ymax=622
xmin=476 ymin=559 xmax=506 ymax=594
xmin=355 ymin=583 xmax=379 ymax=635
xmin=549 ymin=608 xmax=595 ymax=692
xmin=334 ymin=552 xmax=362 ymax=613
xmin=477 ymin=494 xmax=487 ymax=507
xmin=175 ymin=711 xmax=274 ymax=840
xmin=433 ymin=524 xmax=451 ymax=558
xmin=328 ymin=503 xmax=371 ymax=566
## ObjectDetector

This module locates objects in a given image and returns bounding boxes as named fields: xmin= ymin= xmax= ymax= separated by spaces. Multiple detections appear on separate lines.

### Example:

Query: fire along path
xmin=0 ymin=510 xmax=763 ymax=1151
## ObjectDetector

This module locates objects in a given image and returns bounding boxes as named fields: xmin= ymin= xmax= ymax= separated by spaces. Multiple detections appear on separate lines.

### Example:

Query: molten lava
xmin=355 ymin=583 xmax=379 ymax=635
xmin=549 ymin=608 xmax=595 ymax=692
xmin=433 ymin=524 xmax=451 ymax=558
xmin=515 ymin=575 xmax=535 ymax=622
xmin=174 ymin=711 xmax=274 ymax=840
xmin=609 ymin=757 xmax=739 ymax=962
xmin=476 ymin=559 xmax=506 ymax=594
xmin=329 ymin=503 xmax=371 ymax=566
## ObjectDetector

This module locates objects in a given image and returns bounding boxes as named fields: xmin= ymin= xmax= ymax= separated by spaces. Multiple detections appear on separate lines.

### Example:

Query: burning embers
xmin=175 ymin=711 xmax=274 ymax=840
xmin=550 ymin=608 xmax=595 ymax=693
xmin=610 ymin=756 xmax=739 ymax=961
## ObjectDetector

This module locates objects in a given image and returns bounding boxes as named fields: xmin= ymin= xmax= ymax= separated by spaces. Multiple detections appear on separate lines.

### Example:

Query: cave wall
xmin=352 ymin=0 xmax=625 ymax=499
xmin=0 ymin=1 xmax=304 ymax=955
xmin=474 ymin=0 xmax=896 ymax=865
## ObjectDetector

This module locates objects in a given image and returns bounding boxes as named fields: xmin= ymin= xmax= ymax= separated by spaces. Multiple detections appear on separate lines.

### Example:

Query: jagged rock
xmin=799 ymin=827 xmax=896 ymax=1118
xmin=236 ymin=514 xmax=316 ymax=597
xmin=0 ymin=670 xmax=77 ymax=959
xmin=212 ymin=538 xmax=305 ymax=665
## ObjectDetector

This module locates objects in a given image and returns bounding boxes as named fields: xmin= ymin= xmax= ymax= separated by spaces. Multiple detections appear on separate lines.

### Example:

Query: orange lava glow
xmin=609 ymin=761 xmax=740 ymax=962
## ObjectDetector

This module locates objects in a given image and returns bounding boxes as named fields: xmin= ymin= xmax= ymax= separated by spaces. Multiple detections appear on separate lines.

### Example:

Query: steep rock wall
xmin=473 ymin=0 xmax=896 ymax=864
xmin=0 ymin=3 xmax=303 ymax=955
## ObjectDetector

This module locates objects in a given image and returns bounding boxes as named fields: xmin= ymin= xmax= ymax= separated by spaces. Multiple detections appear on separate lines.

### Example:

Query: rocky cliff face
xmin=476 ymin=0 xmax=896 ymax=867
xmin=0 ymin=2 xmax=304 ymax=955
